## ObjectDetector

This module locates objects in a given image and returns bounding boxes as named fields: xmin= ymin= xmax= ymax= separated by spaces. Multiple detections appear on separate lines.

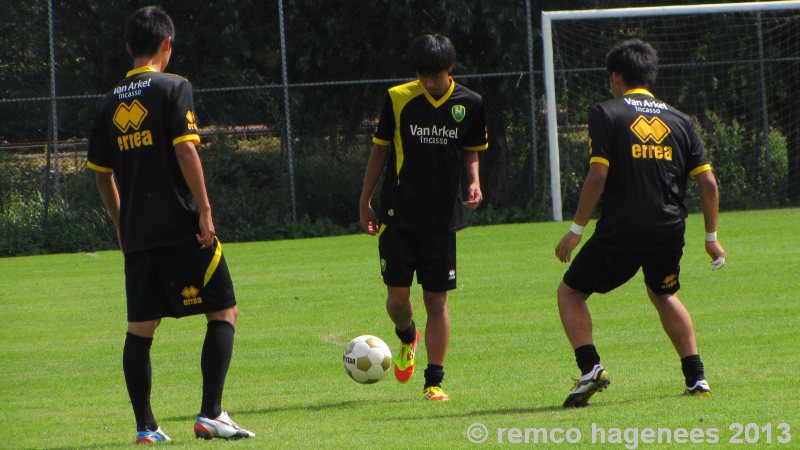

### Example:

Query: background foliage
xmin=1 ymin=0 xmax=798 ymax=256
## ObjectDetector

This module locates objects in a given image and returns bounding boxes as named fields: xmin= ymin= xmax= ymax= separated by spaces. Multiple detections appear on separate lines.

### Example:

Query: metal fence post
xmin=48 ymin=0 xmax=62 ymax=214
xmin=278 ymin=0 xmax=297 ymax=220
xmin=525 ymin=0 xmax=538 ymax=200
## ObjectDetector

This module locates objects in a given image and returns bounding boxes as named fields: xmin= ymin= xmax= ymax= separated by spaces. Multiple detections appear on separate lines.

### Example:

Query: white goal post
xmin=542 ymin=1 xmax=800 ymax=221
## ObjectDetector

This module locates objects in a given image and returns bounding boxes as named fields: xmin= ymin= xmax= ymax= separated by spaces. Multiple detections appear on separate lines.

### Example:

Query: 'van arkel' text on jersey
xmin=409 ymin=123 xmax=459 ymax=144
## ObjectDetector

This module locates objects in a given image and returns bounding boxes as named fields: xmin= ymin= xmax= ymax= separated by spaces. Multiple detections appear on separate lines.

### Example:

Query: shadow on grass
xmin=162 ymin=398 xmax=408 ymax=422
xmin=391 ymin=404 xmax=564 ymax=421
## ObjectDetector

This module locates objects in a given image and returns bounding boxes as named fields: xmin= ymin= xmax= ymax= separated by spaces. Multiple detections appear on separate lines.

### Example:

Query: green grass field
xmin=1 ymin=208 xmax=798 ymax=449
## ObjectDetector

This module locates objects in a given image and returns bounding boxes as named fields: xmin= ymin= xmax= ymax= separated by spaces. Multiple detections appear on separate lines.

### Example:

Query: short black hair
xmin=408 ymin=34 xmax=456 ymax=76
xmin=124 ymin=6 xmax=175 ymax=57
xmin=606 ymin=39 xmax=658 ymax=89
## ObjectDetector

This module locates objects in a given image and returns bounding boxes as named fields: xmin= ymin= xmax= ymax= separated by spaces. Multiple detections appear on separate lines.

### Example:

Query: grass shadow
xmin=163 ymin=398 xmax=407 ymax=422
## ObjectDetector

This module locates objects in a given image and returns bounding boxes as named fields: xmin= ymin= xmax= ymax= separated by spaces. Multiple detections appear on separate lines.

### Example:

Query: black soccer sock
xmin=200 ymin=320 xmax=235 ymax=419
xmin=123 ymin=332 xmax=158 ymax=431
xmin=395 ymin=320 xmax=417 ymax=345
xmin=575 ymin=344 xmax=601 ymax=375
xmin=681 ymin=354 xmax=706 ymax=386
xmin=424 ymin=364 xmax=445 ymax=389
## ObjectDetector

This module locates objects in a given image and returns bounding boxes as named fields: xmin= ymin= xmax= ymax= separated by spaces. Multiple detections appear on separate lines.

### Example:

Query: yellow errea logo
xmin=661 ymin=274 xmax=678 ymax=289
xmin=631 ymin=115 xmax=670 ymax=144
xmin=113 ymin=100 xmax=148 ymax=133
xmin=181 ymin=286 xmax=203 ymax=306
xmin=185 ymin=110 xmax=198 ymax=130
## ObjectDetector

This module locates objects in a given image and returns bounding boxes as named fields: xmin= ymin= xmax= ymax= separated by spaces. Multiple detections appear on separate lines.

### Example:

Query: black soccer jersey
xmin=588 ymin=88 xmax=711 ymax=248
xmin=87 ymin=66 xmax=201 ymax=254
xmin=372 ymin=78 xmax=488 ymax=233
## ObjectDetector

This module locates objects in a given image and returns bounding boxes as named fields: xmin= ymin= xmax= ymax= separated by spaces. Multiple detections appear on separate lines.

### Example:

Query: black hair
xmin=124 ymin=6 xmax=175 ymax=57
xmin=606 ymin=39 xmax=658 ymax=89
xmin=407 ymin=34 xmax=456 ymax=76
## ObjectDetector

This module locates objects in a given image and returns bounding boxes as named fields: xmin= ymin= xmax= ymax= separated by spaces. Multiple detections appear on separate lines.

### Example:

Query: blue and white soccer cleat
xmin=685 ymin=379 xmax=712 ymax=396
xmin=563 ymin=364 xmax=611 ymax=408
xmin=194 ymin=411 xmax=255 ymax=440
xmin=135 ymin=427 xmax=171 ymax=444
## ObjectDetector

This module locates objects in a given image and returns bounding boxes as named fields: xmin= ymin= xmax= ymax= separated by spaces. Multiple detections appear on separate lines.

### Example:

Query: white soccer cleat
xmin=194 ymin=411 xmax=255 ymax=440
xmin=685 ymin=379 xmax=712 ymax=396
xmin=563 ymin=364 xmax=611 ymax=408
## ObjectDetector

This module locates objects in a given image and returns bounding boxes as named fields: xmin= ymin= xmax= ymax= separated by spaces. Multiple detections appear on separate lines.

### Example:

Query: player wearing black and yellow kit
xmin=87 ymin=6 xmax=253 ymax=443
xmin=359 ymin=35 xmax=488 ymax=401
xmin=554 ymin=40 xmax=726 ymax=408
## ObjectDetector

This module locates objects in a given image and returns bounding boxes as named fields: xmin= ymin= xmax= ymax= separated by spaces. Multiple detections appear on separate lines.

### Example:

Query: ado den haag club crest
xmin=451 ymin=104 xmax=466 ymax=123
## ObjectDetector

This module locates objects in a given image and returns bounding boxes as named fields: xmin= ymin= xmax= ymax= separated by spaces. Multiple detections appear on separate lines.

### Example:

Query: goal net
xmin=542 ymin=2 xmax=800 ymax=221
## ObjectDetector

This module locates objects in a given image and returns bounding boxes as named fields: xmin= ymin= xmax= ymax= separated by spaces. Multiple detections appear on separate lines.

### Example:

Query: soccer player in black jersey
xmin=554 ymin=40 xmax=726 ymax=408
xmin=87 ymin=6 xmax=254 ymax=442
xmin=359 ymin=35 xmax=488 ymax=401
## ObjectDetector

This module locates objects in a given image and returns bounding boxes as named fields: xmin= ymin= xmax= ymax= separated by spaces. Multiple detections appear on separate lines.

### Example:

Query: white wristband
xmin=570 ymin=222 xmax=585 ymax=235
xmin=705 ymin=231 xmax=717 ymax=242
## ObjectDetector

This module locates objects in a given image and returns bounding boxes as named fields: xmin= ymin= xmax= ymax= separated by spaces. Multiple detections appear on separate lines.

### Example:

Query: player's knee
xmin=207 ymin=305 xmax=238 ymax=325
xmin=558 ymin=281 xmax=588 ymax=303
xmin=386 ymin=286 xmax=411 ymax=306
xmin=422 ymin=292 xmax=447 ymax=315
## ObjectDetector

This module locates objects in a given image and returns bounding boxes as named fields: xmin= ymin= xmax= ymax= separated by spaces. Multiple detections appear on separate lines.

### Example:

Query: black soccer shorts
xmin=563 ymin=236 xmax=684 ymax=296
xmin=378 ymin=226 xmax=457 ymax=292
xmin=124 ymin=237 xmax=237 ymax=321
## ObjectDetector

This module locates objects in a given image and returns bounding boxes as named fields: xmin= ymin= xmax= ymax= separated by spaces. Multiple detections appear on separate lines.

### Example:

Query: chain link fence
xmin=0 ymin=0 xmax=544 ymax=255
xmin=1 ymin=1 xmax=798 ymax=256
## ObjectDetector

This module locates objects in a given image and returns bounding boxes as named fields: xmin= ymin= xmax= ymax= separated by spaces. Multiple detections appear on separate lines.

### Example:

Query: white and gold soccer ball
xmin=343 ymin=335 xmax=392 ymax=384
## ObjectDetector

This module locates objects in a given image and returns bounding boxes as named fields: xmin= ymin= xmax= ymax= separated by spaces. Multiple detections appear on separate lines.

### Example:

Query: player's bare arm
xmin=555 ymin=162 xmax=608 ymax=263
xmin=462 ymin=151 xmax=482 ymax=210
xmin=359 ymin=143 xmax=389 ymax=235
xmin=695 ymin=169 xmax=725 ymax=267
xmin=175 ymin=141 xmax=215 ymax=248
xmin=95 ymin=171 xmax=123 ymax=251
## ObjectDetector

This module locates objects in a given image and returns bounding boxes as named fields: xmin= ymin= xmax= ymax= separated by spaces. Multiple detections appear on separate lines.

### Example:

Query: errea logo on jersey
xmin=630 ymin=115 xmax=673 ymax=161
xmin=113 ymin=100 xmax=153 ymax=151
xmin=113 ymin=100 xmax=148 ymax=133
xmin=631 ymin=116 xmax=670 ymax=144
xmin=186 ymin=111 xmax=198 ymax=131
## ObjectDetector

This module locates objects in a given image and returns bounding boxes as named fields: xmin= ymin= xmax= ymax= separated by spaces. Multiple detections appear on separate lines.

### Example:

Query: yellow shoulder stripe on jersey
xmin=624 ymin=88 xmax=654 ymax=97
xmin=87 ymin=161 xmax=113 ymax=173
xmin=590 ymin=156 xmax=610 ymax=166
xmin=372 ymin=137 xmax=390 ymax=146
xmin=377 ymin=223 xmax=388 ymax=238
xmin=421 ymin=76 xmax=456 ymax=109
xmin=464 ymin=143 xmax=489 ymax=151
xmin=203 ymin=237 xmax=223 ymax=288
xmin=126 ymin=66 xmax=158 ymax=78
xmin=689 ymin=163 xmax=712 ymax=178
xmin=173 ymin=134 xmax=200 ymax=146
xmin=388 ymin=81 xmax=425 ymax=179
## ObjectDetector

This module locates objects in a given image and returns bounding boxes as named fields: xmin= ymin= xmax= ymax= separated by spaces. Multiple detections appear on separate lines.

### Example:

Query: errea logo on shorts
xmin=448 ymin=269 xmax=456 ymax=281
xmin=661 ymin=274 xmax=678 ymax=290
xmin=181 ymin=285 xmax=203 ymax=306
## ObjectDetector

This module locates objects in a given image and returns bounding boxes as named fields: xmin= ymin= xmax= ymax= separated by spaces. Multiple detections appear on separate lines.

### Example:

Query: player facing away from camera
xmin=87 ymin=6 xmax=254 ymax=443
xmin=554 ymin=39 xmax=726 ymax=408
xmin=359 ymin=34 xmax=488 ymax=401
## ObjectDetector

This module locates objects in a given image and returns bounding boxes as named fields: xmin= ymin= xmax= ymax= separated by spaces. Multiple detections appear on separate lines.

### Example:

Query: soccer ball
xmin=343 ymin=335 xmax=392 ymax=384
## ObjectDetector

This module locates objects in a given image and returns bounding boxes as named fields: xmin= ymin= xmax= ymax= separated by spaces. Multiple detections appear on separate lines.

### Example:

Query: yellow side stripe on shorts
xmin=204 ymin=237 xmax=223 ymax=287
xmin=377 ymin=223 xmax=387 ymax=238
